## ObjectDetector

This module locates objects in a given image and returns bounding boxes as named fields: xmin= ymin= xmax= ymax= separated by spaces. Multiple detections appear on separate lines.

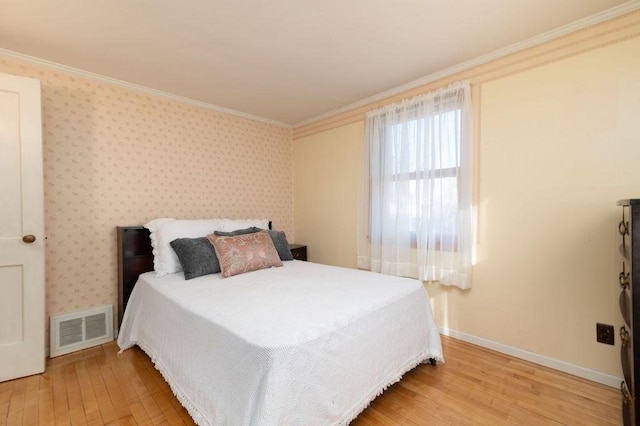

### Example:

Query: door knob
xmin=22 ymin=235 xmax=36 ymax=243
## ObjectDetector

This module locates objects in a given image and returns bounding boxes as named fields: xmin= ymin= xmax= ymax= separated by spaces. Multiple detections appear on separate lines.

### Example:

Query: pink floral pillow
xmin=207 ymin=230 xmax=283 ymax=278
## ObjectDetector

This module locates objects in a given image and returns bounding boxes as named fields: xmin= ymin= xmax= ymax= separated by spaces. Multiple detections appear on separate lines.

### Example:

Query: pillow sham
xmin=145 ymin=218 xmax=175 ymax=273
xmin=170 ymin=237 xmax=220 ymax=280
xmin=214 ymin=227 xmax=293 ymax=261
xmin=207 ymin=230 xmax=283 ymax=278
xmin=145 ymin=217 xmax=175 ymax=233
xmin=144 ymin=218 xmax=269 ymax=277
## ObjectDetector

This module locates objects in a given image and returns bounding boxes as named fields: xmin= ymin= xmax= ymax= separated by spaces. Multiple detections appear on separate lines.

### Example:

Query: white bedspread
xmin=117 ymin=260 xmax=443 ymax=425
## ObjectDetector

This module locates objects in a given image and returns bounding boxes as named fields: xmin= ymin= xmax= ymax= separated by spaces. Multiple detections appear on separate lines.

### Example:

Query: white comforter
xmin=117 ymin=260 xmax=443 ymax=425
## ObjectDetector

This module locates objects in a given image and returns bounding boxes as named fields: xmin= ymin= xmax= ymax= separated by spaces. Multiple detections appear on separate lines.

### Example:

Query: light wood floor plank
xmin=0 ymin=335 xmax=622 ymax=425
xmin=109 ymin=355 xmax=140 ymax=405
xmin=6 ymin=377 xmax=27 ymax=425
xmin=75 ymin=358 xmax=102 ymax=425
xmin=86 ymin=353 xmax=118 ymax=424
xmin=104 ymin=415 xmax=137 ymax=426
xmin=98 ymin=363 xmax=131 ymax=422
xmin=51 ymin=357 xmax=71 ymax=426
xmin=0 ymin=385 xmax=11 ymax=426
xmin=36 ymin=374 xmax=55 ymax=426
xmin=149 ymin=391 xmax=187 ymax=425
xmin=63 ymin=363 xmax=88 ymax=426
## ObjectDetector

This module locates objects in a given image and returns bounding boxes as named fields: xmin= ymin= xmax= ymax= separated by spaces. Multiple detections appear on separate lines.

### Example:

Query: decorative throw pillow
xmin=170 ymin=237 xmax=221 ymax=280
xmin=214 ymin=227 xmax=293 ymax=261
xmin=207 ymin=230 xmax=283 ymax=278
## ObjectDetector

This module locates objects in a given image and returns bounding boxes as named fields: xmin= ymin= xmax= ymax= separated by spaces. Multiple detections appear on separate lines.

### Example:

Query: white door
xmin=0 ymin=73 xmax=45 ymax=382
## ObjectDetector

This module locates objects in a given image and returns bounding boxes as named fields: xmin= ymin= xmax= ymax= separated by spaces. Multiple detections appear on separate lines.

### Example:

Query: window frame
xmin=384 ymin=109 xmax=462 ymax=252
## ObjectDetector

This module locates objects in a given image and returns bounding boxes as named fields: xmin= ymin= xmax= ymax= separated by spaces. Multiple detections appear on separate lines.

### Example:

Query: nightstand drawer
xmin=288 ymin=244 xmax=307 ymax=261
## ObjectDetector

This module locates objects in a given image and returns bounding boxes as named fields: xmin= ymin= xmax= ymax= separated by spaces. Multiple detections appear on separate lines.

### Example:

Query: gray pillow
xmin=170 ymin=237 xmax=220 ymax=280
xmin=267 ymin=229 xmax=293 ymax=261
xmin=213 ymin=226 xmax=261 ymax=237
xmin=214 ymin=227 xmax=293 ymax=261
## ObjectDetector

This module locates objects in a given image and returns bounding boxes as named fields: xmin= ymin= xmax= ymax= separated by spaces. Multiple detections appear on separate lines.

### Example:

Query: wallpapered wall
xmin=0 ymin=56 xmax=293 ymax=330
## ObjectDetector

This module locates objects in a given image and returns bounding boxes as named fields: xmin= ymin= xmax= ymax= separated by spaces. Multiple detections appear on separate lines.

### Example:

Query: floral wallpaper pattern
xmin=0 ymin=56 xmax=293 ymax=333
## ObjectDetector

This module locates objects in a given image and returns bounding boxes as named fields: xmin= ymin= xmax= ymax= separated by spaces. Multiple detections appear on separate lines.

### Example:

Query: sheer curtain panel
xmin=357 ymin=81 xmax=474 ymax=289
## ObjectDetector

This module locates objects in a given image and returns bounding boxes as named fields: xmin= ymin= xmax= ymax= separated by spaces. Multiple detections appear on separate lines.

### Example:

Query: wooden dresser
xmin=618 ymin=199 xmax=640 ymax=425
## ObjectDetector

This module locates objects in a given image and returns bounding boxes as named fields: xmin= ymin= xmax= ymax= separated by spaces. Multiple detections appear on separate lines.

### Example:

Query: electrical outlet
xmin=596 ymin=323 xmax=614 ymax=345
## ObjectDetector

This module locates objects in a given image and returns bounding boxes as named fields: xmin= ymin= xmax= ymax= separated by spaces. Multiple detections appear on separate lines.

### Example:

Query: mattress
xmin=117 ymin=260 xmax=443 ymax=425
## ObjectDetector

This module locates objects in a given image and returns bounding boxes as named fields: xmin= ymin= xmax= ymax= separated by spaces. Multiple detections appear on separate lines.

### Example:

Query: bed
xmin=116 ymin=222 xmax=443 ymax=426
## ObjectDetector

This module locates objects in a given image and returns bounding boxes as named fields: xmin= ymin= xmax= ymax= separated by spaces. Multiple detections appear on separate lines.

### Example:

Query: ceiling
xmin=0 ymin=0 xmax=635 ymax=126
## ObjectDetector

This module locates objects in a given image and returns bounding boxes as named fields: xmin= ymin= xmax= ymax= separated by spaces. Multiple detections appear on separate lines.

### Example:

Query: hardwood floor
xmin=0 ymin=336 xmax=621 ymax=425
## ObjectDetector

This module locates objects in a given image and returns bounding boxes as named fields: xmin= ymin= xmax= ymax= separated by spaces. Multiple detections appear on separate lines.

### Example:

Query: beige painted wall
xmin=293 ymin=36 xmax=640 ymax=377
xmin=292 ymin=122 xmax=363 ymax=267
xmin=0 ymin=56 xmax=293 ymax=333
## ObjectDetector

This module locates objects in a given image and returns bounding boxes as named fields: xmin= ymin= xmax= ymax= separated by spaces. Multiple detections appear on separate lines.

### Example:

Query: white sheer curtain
xmin=357 ymin=81 xmax=474 ymax=289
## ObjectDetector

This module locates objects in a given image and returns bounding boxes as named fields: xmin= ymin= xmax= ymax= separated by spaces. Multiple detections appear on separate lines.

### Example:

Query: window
xmin=358 ymin=82 xmax=473 ymax=289
xmin=388 ymin=109 xmax=461 ymax=249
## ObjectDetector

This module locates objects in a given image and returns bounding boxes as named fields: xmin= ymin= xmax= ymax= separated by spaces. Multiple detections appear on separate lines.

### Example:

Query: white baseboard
xmin=439 ymin=326 xmax=622 ymax=388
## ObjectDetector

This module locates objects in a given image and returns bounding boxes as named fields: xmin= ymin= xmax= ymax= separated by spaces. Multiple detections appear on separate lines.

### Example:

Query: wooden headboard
xmin=117 ymin=222 xmax=273 ymax=327
xmin=117 ymin=226 xmax=154 ymax=326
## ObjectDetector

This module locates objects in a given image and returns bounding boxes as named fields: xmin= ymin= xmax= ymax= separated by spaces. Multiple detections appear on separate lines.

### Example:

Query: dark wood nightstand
xmin=288 ymin=244 xmax=307 ymax=261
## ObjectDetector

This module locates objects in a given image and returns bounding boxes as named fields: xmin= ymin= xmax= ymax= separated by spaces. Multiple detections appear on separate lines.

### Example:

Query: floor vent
xmin=50 ymin=305 xmax=113 ymax=357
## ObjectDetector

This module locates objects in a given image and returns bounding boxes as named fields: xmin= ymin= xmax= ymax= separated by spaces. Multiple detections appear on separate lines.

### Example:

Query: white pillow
xmin=144 ymin=219 xmax=224 ymax=277
xmin=144 ymin=218 xmax=270 ymax=277
xmin=145 ymin=218 xmax=175 ymax=250
xmin=221 ymin=218 xmax=270 ymax=232
xmin=145 ymin=218 xmax=175 ymax=231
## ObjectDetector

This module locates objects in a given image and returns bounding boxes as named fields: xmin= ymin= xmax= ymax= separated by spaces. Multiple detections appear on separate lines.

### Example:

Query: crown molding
xmin=2 ymin=1 xmax=638 ymax=131
xmin=0 ymin=48 xmax=292 ymax=129
xmin=294 ymin=0 xmax=640 ymax=129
